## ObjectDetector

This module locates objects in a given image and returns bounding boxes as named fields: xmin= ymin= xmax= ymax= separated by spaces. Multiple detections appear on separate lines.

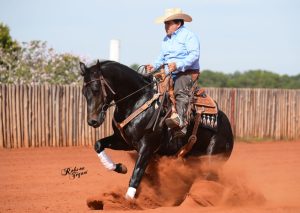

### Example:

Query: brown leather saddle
xmin=193 ymin=88 xmax=218 ymax=115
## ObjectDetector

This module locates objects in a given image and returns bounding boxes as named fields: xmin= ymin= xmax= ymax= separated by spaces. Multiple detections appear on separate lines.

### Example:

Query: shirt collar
xmin=173 ymin=25 xmax=184 ymax=35
xmin=166 ymin=25 xmax=185 ymax=39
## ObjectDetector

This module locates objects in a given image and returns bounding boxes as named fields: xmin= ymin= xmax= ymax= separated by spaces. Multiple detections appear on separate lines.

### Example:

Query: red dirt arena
xmin=0 ymin=141 xmax=300 ymax=213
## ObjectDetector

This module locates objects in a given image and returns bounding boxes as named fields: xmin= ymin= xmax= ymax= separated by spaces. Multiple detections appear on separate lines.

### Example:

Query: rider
xmin=146 ymin=8 xmax=200 ymax=138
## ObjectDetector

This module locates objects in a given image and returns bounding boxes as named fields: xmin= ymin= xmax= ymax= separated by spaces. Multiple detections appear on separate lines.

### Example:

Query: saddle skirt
xmin=192 ymin=88 xmax=218 ymax=130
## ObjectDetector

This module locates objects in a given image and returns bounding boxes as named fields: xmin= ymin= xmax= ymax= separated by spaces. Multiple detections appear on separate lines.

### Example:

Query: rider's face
xmin=164 ymin=20 xmax=181 ymax=37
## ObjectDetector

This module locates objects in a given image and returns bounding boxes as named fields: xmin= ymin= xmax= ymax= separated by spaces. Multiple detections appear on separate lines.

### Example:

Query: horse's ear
xmin=96 ymin=59 xmax=100 ymax=65
xmin=79 ymin=62 xmax=86 ymax=76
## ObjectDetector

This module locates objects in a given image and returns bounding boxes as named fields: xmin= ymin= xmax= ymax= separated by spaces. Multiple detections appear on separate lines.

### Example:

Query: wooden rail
xmin=0 ymin=84 xmax=299 ymax=148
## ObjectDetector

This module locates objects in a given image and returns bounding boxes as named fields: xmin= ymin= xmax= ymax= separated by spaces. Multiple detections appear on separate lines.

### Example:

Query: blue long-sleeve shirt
xmin=153 ymin=26 xmax=200 ymax=76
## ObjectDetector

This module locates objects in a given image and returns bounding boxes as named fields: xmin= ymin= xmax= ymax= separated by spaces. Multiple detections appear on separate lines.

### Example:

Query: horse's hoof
xmin=125 ymin=187 xmax=136 ymax=200
xmin=114 ymin=163 xmax=127 ymax=174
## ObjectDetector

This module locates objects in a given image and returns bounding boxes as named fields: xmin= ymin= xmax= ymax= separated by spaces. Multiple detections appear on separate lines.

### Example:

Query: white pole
xmin=109 ymin=39 xmax=120 ymax=62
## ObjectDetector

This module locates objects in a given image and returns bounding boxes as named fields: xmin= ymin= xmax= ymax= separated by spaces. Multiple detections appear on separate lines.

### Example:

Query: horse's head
xmin=80 ymin=60 xmax=114 ymax=128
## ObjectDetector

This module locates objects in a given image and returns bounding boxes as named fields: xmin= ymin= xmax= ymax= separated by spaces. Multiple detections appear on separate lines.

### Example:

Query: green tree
xmin=0 ymin=23 xmax=22 ymax=82
xmin=16 ymin=40 xmax=81 ymax=84
xmin=0 ymin=23 xmax=82 ymax=84
xmin=288 ymin=74 xmax=300 ymax=89
xmin=1 ymin=39 xmax=81 ymax=84
xmin=0 ymin=23 xmax=20 ymax=52
xmin=199 ymin=69 xmax=300 ymax=89
xmin=198 ymin=70 xmax=229 ymax=87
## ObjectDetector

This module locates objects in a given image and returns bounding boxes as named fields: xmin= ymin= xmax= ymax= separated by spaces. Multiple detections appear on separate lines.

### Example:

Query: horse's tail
xmin=214 ymin=110 xmax=234 ymax=160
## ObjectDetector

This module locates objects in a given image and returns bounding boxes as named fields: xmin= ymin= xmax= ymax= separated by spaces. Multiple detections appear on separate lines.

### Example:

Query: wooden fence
xmin=0 ymin=84 xmax=299 ymax=148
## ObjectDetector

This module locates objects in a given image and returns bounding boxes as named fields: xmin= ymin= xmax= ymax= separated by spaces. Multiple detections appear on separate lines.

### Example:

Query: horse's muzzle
xmin=88 ymin=112 xmax=106 ymax=128
xmin=88 ymin=119 xmax=100 ymax=127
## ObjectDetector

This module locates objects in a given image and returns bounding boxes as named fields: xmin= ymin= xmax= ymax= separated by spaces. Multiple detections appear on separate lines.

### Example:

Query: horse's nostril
xmin=88 ymin=119 xmax=98 ymax=126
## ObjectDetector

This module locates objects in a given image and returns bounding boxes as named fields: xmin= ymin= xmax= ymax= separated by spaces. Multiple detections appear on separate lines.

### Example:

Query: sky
xmin=0 ymin=0 xmax=299 ymax=75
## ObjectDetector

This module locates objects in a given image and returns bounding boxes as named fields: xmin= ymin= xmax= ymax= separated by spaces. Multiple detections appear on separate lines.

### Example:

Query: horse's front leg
xmin=94 ymin=133 xmax=132 ymax=174
xmin=125 ymin=140 xmax=154 ymax=199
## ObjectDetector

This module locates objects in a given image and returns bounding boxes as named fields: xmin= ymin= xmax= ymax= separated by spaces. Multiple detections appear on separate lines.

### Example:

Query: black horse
xmin=80 ymin=60 xmax=234 ymax=199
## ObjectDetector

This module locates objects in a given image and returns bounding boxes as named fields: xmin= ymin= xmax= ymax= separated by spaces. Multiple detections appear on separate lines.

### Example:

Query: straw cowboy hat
xmin=155 ymin=8 xmax=192 ymax=24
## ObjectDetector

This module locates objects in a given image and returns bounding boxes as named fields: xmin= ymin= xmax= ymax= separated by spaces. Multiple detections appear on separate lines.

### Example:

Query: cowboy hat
xmin=155 ymin=8 xmax=192 ymax=24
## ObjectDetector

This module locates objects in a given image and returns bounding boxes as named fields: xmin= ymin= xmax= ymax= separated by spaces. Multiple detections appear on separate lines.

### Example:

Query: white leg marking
xmin=125 ymin=187 xmax=136 ymax=200
xmin=98 ymin=151 xmax=116 ymax=171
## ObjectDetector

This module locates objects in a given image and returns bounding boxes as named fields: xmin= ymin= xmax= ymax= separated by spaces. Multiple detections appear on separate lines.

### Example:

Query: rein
xmin=108 ymin=81 xmax=156 ymax=108
xmin=84 ymin=68 xmax=162 ymax=143
xmin=83 ymin=70 xmax=158 ymax=113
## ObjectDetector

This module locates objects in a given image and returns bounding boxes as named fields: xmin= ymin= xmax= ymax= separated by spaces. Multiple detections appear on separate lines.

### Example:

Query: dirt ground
xmin=0 ymin=141 xmax=300 ymax=213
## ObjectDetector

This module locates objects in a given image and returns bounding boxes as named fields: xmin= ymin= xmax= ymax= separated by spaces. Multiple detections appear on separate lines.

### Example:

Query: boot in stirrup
xmin=165 ymin=112 xmax=181 ymax=129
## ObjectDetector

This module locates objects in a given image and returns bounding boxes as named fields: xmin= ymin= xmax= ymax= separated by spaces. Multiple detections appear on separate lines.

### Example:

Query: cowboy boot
xmin=165 ymin=74 xmax=193 ymax=136
xmin=165 ymin=110 xmax=181 ymax=129
xmin=172 ymin=95 xmax=189 ymax=138
xmin=165 ymin=94 xmax=189 ymax=137
xmin=165 ymin=78 xmax=180 ymax=129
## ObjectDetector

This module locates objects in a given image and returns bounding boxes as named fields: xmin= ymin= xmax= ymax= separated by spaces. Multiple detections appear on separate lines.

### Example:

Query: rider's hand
xmin=145 ymin=64 xmax=154 ymax=72
xmin=168 ymin=62 xmax=177 ymax=72
xmin=153 ymin=72 xmax=162 ymax=79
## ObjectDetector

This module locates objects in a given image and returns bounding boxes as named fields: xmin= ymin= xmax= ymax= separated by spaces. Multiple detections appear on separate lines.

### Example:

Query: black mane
xmin=99 ymin=60 xmax=152 ymax=85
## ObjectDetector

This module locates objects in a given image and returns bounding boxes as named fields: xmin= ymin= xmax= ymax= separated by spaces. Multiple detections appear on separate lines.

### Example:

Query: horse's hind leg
xmin=204 ymin=111 xmax=234 ymax=180
xmin=206 ymin=131 xmax=233 ymax=180
xmin=94 ymin=133 xmax=133 ymax=174
xmin=203 ymin=135 xmax=220 ymax=181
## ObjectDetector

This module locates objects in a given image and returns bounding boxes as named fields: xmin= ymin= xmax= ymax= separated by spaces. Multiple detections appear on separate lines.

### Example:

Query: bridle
xmin=83 ymin=70 xmax=156 ymax=114
xmin=82 ymin=65 xmax=166 ymax=142
xmin=83 ymin=72 xmax=116 ymax=113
